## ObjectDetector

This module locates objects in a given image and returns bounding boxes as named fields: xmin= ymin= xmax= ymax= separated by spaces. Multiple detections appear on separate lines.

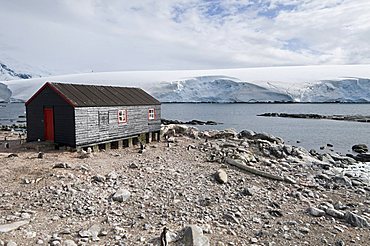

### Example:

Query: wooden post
xmin=118 ymin=140 xmax=123 ymax=149
xmin=128 ymin=138 xmax=133 ymax=147
xmin=105 ymin=142 xmax=111 ymax=151
xmin=92 ymin=145 xmax=99 ymax=152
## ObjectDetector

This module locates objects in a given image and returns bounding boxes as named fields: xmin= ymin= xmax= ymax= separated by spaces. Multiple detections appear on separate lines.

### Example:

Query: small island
xmin=258 ymin=113 xmax=370 ymax=123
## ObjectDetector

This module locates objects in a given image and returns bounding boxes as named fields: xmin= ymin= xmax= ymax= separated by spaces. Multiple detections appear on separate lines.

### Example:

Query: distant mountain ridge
xmin=0 ymin=62 xmax=33 ymax=80
xmin=2 ymin=64 xmax=370 ymax=103
xmin=0 ymin=55 xmax=51 ymax=82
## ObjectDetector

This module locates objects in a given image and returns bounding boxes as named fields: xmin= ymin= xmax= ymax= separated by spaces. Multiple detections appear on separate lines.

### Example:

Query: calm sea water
xmin=1 ymin=103 xmax=370 ymax=154
xmin=162 ymin=103 xmax=370 ymax=154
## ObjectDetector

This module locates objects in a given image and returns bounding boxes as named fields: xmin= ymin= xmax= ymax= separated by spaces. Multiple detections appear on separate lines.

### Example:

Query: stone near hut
xmin=238 ymin=130 xmax=255 ymax=139
xmin=183 ymin=225 xmax=210 ymax=246
xmin=352 ymin=144 xmax=368 ymax=153
xmin=92 ymin=175 xmax=106 ymax=183
xmin=88 ymin=224 xmax=101 ymax=242
xmin=344 ymin=211 xmax=369 ymax=228
xmin=0 ymin=220 xmax=29 ymax=233
xmin=106 ymin=171 xmax=118 ymax=180
xmin=63 ymin=240 xmax=77 ymax=246
xmin=112 ymin=188 xmax=131 ymax=202
xmin=242 ymin=186 xmax=259 ymax=196
xmin=7 ymin=153 xmax=18 ymax=158
xmin=354 ymin=153 xmax=370 ymax=162
xmin=6 ymin=241 xmax=17 ymax=246
xmin=214 ymin=169 xmax=228 ymax=184
xmin=37 ymin=152 xmax=44 ymax=159
xmin=307 ymin=207 xmax=325 ymax=217
xmin=53 ymin=163 xmax=71 ymax=169
xmin=129 ymin=163 xmax=139 ymax=169
xmin=325 ymin=208 xmax=344 ymax=219
xmin=332 ymin=176 xmax=352 ymax=187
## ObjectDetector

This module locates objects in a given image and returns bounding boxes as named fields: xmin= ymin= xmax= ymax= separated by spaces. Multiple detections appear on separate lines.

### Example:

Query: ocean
xmin=162 ymin=103 xmax=370 ymax=154
xmin=1 ymin=102 xmax=370 ymax=154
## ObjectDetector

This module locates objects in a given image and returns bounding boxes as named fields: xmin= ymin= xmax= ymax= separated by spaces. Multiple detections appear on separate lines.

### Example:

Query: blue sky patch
xmin=258 ymin=3 xmax=297 ymax=18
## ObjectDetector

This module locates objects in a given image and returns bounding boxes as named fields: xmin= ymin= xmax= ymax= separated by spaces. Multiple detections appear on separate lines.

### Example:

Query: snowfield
xmin=2 ymin=64 xmax=370 ymax=103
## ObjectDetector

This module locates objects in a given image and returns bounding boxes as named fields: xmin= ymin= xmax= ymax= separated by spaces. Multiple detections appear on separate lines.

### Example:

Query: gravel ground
xmin=0 ymin=127 xmax=369 ymax=246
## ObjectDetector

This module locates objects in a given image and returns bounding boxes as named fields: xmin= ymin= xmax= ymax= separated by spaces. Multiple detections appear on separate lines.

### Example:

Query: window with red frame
xmin=148 ymin=108 xmax=155 ymax=120
xmin=118 ymin=109 xmax=127 ymax=124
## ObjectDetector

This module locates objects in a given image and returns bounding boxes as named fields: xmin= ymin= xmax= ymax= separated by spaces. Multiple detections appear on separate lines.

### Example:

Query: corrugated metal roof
xmin=49 ymin=82 xmax=160 ymax=107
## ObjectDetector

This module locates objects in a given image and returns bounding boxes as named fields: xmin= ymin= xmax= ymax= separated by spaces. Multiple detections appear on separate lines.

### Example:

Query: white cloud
xmin=0 ymin=0 xmax=369 ymax=74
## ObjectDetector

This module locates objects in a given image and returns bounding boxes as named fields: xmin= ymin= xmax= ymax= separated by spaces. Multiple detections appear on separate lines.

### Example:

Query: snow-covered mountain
xmin=0 ymin=55 xmax=51 ymax=82
xmin=150 ymin=76 xmax=293 ymax=102
xmin=2 ymin=64 xmax=370 ymax=103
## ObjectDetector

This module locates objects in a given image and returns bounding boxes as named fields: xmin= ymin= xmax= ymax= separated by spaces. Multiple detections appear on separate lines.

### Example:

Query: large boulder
xmin=352 ymin=144 xmax=368 ymax=153
xmin=182 ymin=225 xmax=210 ymax=246
xmin=112 ymin=188 xmax=131 ymax=202
xmin=238 ymin=130 xmax=255 ymax=139
xmin=354 ymin=153 xmax=370 ymax=162
xmin=344 ymin=211 xmax=369 ymax=228
xmin=252 ymin=132 xmax=283 ymax=144
xmin=214 ymin=169 xmax=228 ymax=184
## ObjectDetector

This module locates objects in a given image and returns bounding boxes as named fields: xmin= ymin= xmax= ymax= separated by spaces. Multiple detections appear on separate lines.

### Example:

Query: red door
xmin=43 ymin=108 xmax=54 ymax=141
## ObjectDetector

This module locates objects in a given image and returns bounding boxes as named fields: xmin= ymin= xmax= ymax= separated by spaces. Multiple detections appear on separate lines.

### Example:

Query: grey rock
xmin=53 ymin=163 xmax=71 ymax=169
xmin=221 ymin=142 xmax=238 ymax=148
xmin=6 ymin=241 xmax=17 ymax=246
xmin=319 ymin=202 xmax=334 ymax=211
xmin=92 ymin=175 xmax=106 ymax=183
xmin=284 ymin=176 xmax=297 ymax=184
xmin=129 ymin=163 xmax=139 ymax=169
xmin=283 ymin=145 xmax=293 ymax=155
xmin=106 ymin=171 xmax=118 ymax=180
xmin=7 ymin=153 xmax=18 ymax=158
xmin=242 ymin=186 xmax=259 ymax=196
xmin=325 ymin=208 xmax=344 ymax=219
xmin=214 ymin=169 xmax=227 ymax=184
xmin=112 ymin=188 xmax=131 ymax=202
xmin=78 ymin=230 xmax=91 ymax=238
xmin=307 ymin=207 xmax=325 ymax=217
xmin=88 ymin=224 xmax=101 ymax=241
xmin=335 ymin=239 xmax=345 ymax=246
xmin=63 ymin=240 xmax=77 ymax=246
xmin=332 ymin=176 xmax=352 ymax=187
xmin=0 ymin=220 xmax=29 ymax=233
xmin=37 ymin=152 xmax=44 ymax=159
xmin=298 ymin=227 xmax=310 ymax=234
xmin=354 ymin=153 xmax=370 ymax=162
xmin=183 ymin=225 xmax=210 ymax=246
xmin=344 ymin=211 xmax=369 ymax=228
xmin=352 ymin=144 xmax=368 ymax=153
xmin=253 ymin=132 xmax=283 ymax=144
xmin=238 ymin=130 xmax=255 ymax=139
xmin=224 ymin=213 xmax=239 ymax=224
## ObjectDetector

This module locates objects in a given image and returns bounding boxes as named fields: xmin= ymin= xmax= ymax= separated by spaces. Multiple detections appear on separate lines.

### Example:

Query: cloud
xmin=0 ymin=0 xmax=369 ymax=74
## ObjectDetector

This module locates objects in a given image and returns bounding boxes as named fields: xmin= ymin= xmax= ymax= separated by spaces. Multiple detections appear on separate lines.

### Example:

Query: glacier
xmin=1 ymin=64 xmax=370 ymax=103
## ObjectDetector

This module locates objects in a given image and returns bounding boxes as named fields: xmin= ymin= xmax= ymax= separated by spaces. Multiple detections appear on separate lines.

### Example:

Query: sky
xmin=1 ymin=0 xmax=370 ymax=74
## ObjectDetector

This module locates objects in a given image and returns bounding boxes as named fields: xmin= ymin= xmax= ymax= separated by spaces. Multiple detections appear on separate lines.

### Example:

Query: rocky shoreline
xmin=258 ymin=113 xmax=370 ymax=123
xmin=0 ymin=126 xmax=369 ymax=245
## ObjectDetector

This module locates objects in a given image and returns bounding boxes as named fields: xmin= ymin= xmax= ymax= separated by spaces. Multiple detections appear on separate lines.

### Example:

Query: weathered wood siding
xmin=75 ymin=104 xmax=161 ymax=146
xmin=26 ymin=86 xmax=75 ymax=146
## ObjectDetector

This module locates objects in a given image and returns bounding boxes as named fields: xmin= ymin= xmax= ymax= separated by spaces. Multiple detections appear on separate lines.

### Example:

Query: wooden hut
xmin=25 ymin=82 xmax=161 ymax=149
